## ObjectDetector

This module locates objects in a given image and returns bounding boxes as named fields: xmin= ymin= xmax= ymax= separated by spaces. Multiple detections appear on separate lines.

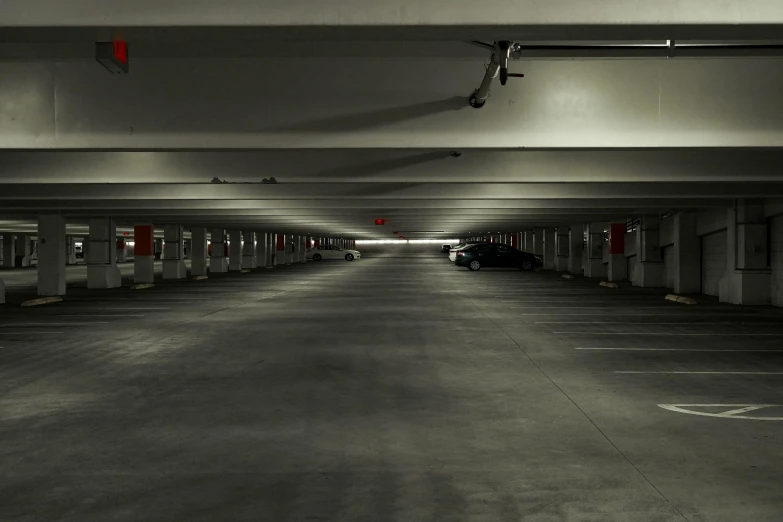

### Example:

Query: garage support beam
xmin=568 ymin=225 xmax=583 ymax=275
xmin=554 ymin=228 xmax=569 ymax=272
xmin=674 ymin=212 xmax=700 ymax=294
xmin=633 ymin=216 xmax=665 ymax=288
xmin=542 ymin=228 xmax=556 ymax=271
xmin=607 ymin=223 xmax=628 ymax=282
xmin=585 ymin=222 xmax=608 ymax=279
xmin=210 ymin=228 xmax=229 ymax=273
xmin=163 ymin=224 xmax=187 ymax=280
xmin=191 ymin=228 xmax=208 ymax=277
xmin=721 ymin=200 xmax=771 ymax=305
xmin=2 ymin=233 xmax=15 ymax=268
xmin=228 ymin=230 xmax=243 ymax=272
xmin=87 ymin=217 xmax=122 ymax=289
xmin=37 ymin=214 xmax=66 ymax=296
xmin=66 ymin=236 xmax=78 ymax=265
xmin=134 ymin=224 xmax=155 ymax=284
xmin=242 ymin=231 xmax=258 ymax=269
xmin=15 ymin=234 xmax=32 ymax=268
xmin=522 ymin=230 xmax=534 ymax=252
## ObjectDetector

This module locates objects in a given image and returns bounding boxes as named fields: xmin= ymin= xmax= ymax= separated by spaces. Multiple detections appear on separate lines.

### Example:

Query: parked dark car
xmin=455 ymin=243 xmax=542 ymax=271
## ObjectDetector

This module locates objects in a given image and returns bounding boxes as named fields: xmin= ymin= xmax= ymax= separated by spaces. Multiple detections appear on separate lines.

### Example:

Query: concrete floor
xmin=1 ymin=256 xmax=782 ymax=521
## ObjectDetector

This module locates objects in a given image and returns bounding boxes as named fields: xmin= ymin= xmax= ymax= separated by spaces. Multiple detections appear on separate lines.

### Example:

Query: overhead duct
xmin=467 ymin=39 xmax=783 ymax=108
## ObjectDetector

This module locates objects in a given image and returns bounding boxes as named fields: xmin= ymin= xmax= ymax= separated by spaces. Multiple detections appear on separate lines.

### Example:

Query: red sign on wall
xmin=609 ymin=223 xmax=626 ymax=254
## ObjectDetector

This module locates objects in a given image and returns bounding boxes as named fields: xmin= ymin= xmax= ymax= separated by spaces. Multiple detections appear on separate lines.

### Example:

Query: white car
xmin=306 ymin=245 xmax=362 ymax=262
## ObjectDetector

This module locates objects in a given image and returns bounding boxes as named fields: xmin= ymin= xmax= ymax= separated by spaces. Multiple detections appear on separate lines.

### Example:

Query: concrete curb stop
xmin=599 ymin=281 xmax=619 ymax=289
xmin=192 ymin=275 xmax=209 ymax=281
xmin=561 ymin=274 xmax=575 ymax=280
xmin=21 ymin=296 xmax=63 ymax=307
xmin=240 ymin=269 xmax=251 ymax=274
xmin=666 ymin=294 xmax=698 ymax=305
xmin=130 ymin=283 xmax=155 ymax=290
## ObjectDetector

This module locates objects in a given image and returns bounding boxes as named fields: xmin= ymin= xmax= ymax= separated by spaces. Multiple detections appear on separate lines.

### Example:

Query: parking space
xmin=1 ymin=257 xmax=781 ymax=520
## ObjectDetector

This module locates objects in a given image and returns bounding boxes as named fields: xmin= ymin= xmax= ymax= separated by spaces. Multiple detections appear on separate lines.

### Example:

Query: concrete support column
xmin=555 ymin=228 xmax=569 ymax=272
xmin=209 ymin=228 xmax=229 ymax=273
xmin=585 ymin=222 xmax=608 ymax=279
xmin=37 ymin=215 xmax=67 ymax=296
xmin=721 ymin=200 xmax=771 ymax=305
xmin=134 ymin=224 xmax=155 ymax=283
xmin=183 ymin=239 xmax=192 ymax=259
xmin=274 ymin=234 xmax=286 ymax=266
xmin=191 ymin=227 xmax=208 ymax=277
xmin=673 ymin=212 xmax=700 ymax=294
xmin=87 ymin=217 xmax=122 ymax=289
xmin=242 ymin=231 xmax=258 ymax=269
xmin=162 ymin=225 xmax=187 ymax=279
xmin=296 ymin=236 xmax=305 ymax=263
xmin=66 ymin=236 xmax=78 ymax=265
xmin=522 ymin=230 xmax=534 ymax=252
xmin=15 ymin=234 xmax=32 ymax=267
xmin=607 ymin=223 xmax=628 ymax=282
xmin=543 ymin=228 xmax=556 ymax=270
xmin=116 ymin=238 xmax=128 ymax=263
xmin=228 ymin=230 xmax=243 ymax=271
xmin=568 ymin=225 xmax=584 ymax=275
xmin=633 ymin=216 xmax=665 ymax=287
xmin=154 ymin=238 xmax=163 ymax=260
xmin=285 ymin=234 xmax=295 ymax=265
xmin=533 ymin=228 xmax=545 ymax=256
xmin=2 ymin=233 xmax=16 ymax=268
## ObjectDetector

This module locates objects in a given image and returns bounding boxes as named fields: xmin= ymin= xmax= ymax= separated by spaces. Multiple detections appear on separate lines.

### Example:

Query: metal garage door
xmin=701 ymin=230 xmax=727 ymax=297
xmin=663 ymin=245 xmax=675 ymax=289
xmin=627 ymin=255 xmax=638 ymax=285
xmin=772 ymin=216 xmax=783 ymax=307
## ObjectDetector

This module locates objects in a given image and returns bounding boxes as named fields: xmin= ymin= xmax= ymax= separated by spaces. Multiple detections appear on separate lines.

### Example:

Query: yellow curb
xmin=192 ymin=275 xmax=209 ymax=281
xmin=130 ymin=283 xmax=154 ymax=290
xmin=21 ymin=296 xmax=63 ymax=307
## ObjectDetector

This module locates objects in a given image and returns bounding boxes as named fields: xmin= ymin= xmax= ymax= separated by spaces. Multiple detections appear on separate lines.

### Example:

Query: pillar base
xmin=135 ymin=256 xmax=155 ymax=283
xmin=633 ymin=262 xmax=665 ymax=288
xmin=117 ymin=250 xmax=128 ymax=263
xmin=163 ymin=259 xmax=187 ymax=280
xmin=721 ymin=269 xmax=771 ymax=305
xmin=229 ymin=260 xmax=243 ymax=272
xmin=15 ymin=255 xmax=31 ymax=267
xmin=608 ymin=254 xmax=628 ymax=282
xmin=554 ymin=257 xmax=568 ymax=272
xmin=87 ymin=265 xmax=122 ymax=289
xmin=242 ymin=256 xmax=257 ymax=269
xmin=585 ymin=259 xmax=607 ymax=279
xmin=210 ymin=257 xmax=229 ymax=273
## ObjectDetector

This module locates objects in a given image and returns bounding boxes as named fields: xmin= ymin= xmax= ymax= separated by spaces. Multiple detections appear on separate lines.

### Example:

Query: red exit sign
xmin=375 ymin=219 xmax=386 ymax=225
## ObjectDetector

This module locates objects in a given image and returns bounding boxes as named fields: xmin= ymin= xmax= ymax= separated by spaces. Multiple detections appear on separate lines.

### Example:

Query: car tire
xmin=520 ymin=260 xmax=533 ymax=271
xmin=345 ymin=254 xmax=354 ymax=262
xmin=468 ymin=260 xmax=481 ymax=271
xmin=313 ymin=254 xmax=322 ymax=261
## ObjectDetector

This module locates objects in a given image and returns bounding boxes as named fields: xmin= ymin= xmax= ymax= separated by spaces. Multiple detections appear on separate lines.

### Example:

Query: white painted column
xmin=228 ymin=230 xmax=243 ymax=271
xmin=568 ymin=225 xmax=583 ymax=275
xmin=37 ymin=215 xmax=67 ymax=296
xmin=15 ymin=234 xmax=32 ymax=267
xmin=87 ymin=217 xmax=122 ymax=289
xmin=633 ymin=216 xmax=665 ymax=287
xmin=190 ymin=227 xmax=208 ymax=277
xmin=585 ymin=222 xmax=608 ymax=279
xmin=154 ymin=238 xmax=164 ymax=260
xmin=210 ymin=228 xmax=229 ymax=273
xmin=533 ymin=228 xmax=545 ymax=256
xmin=116 ymin=238 xmax=128 ymax=263
xmin=2 ymin=233 xmax=15 ymax=268
xmin=285 ymin=234 xmax=295 ymax=265
xmin=674 ymin=212 xmax=701 ymax=294
xmin=522 ymin=230 xmax=535 ymax=252
xmin=554 ymin=228 xmax=569 ymax=272
xmin=543 ymin=228 xmax=556 ymax=270
xmin=242 ymin=231 xmax=258 ymax=269
xmin=721 ymin=200 xmax=771 ymax=305
xmin=607 ymin=223 xmax=628 ymax=282
xmin=163 ymin=224 xmax=187 ymax=279
xmin=133 ymin=224 xmax=155 ymax=283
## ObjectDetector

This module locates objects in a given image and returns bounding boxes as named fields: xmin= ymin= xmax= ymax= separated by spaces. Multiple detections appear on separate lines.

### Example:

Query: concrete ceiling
xmin=1 ymin=4 xmax=783 ymax=239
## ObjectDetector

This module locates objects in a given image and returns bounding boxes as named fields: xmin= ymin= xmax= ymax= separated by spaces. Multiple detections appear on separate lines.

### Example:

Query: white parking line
xmin=616 ymin=371 xmax=783 ymax=375
xmin=62 ymin=307 xmax=171 ymax=311
xmin=541 ymin=321 xmax=783 ymax=325
xmin=57 ymin=314 xmax=146 ymax=318
xmin=555 ymin=332 xmax=783 ymax=336
xmin=0 ymin=322 xmax=110 ymax=327
xmin=576 ymin=347 xmax=783 ymax=352
xmin=519 ymin=313 xmax=761 ymax=316
xmin=0 ymin=331 xmax=66 ymax=335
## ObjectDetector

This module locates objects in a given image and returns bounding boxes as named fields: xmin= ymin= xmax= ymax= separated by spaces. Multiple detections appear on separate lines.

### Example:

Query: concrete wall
xmin=772 ymin=215 xmax=783 ymax=307
xmin=355 ymin=242 xmax=450 ymax=257
xmin=660 ymin=216 xmax=675 ymax=247
xmin=697 ymin=208 xmax=728 ymax=236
